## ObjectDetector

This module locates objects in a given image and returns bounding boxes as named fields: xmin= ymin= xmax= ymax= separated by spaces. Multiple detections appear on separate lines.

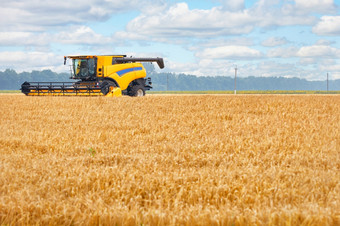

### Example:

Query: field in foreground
xmin=0 ymin=95 xmax=339 ymax=225
xmin=2 ymin=89 xmax=340 ymax=94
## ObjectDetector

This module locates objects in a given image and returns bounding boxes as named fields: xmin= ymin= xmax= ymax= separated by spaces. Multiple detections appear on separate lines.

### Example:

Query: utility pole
xmin=234 ymin=65 xmax=237 ymax=95
xmin=327 ymin=72 xmax=329 ymax=92
xmin=167 ymin=74 xmax=169 ymax=91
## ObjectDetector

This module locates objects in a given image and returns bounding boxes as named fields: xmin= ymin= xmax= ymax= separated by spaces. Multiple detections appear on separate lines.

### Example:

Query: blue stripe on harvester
xmin=116 ymin=67 xmax=143 ymax=77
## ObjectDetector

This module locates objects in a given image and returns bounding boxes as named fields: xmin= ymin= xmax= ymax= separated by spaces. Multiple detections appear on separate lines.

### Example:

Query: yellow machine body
xmin=69 ymin=55 xmax=147 ymax=91
xmin=21 ymin=55 xmax=164 ymax=97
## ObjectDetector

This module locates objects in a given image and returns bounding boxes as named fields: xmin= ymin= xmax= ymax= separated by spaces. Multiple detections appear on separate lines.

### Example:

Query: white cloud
xmin=0 ymin=26 xmax=113 ymax=47
xmin=255 ymin=61 xmax=298 ymax=77
xmin=117 ymin=1 xmax=320 ymax=42
xmin=121 ymin=3 xmax=254 ymax=39
xmin=251 ymin=0 xmax=317 ymax=27
xmin=267 ymin=46 xmax=298 ymax=58
xmin=262 ymin=37 xmax=288 ymax=47
xmin=267 ymin=44 xmax=340 ymax=59
xmin=319 ymin=64 xmax=340 ymax=72
xmin=312 ymin=16 xmax=340 ymax=36
xmin=218 ymin=0 xmax=245 ymax=11
xmin=165 ymin=60 xmax=203 ymax=76
xmin=297 ymin=45 xmax=340 ymax=58
xmin=196 ymin=46 xmax=262 ymax=59
xmin=0 ymin=0 xmax=156 ymax=32
xmin=165 ymin=58 xmax=331 ymax=80
xmin=300 ymin=57 xmax=335 ymax=66
xmin=165 ymin=59 xmax=238 ymax=77
xmin=299 ymin=58 xmax=318 ymax=65
xmin=242 ymin=60 xmax=337 ymax=81
xmin=294 ymin=0 xmax=336 ymax=13
xmin=56 ymin=26 xmax=112 ymax=45
xmin=318 ymin=61 xmax=340 ymax=79
xmin=0 ymin=51 xmax=63 ymax=72
xmin=315 ymin=39 xmax=336 ymax=45
xmin=188 ymin=38 xmax=254 ymax=52
xmin=0 ymin=32 xmax=50 ymax=46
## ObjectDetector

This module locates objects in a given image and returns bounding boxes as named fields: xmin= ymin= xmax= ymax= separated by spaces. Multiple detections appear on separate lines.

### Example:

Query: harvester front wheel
xmin=100 ymin=80 xmax=116 ymax=95
xmin=129 ymin=85 xmax=145 ymax=97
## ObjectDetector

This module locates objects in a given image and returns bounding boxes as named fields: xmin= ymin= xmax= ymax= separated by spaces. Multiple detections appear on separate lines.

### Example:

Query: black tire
xmin=100 ymin=80 xmax=116 ymax=95
xmin=129 ymin=85 xmax=145 ymax=97
xmin=21 ymin=82 xmax=31 ymax=95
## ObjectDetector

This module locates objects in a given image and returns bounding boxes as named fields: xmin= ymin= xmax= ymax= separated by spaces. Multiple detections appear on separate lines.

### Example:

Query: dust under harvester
xmin=21 ymin=55 xmax=164 ymax=97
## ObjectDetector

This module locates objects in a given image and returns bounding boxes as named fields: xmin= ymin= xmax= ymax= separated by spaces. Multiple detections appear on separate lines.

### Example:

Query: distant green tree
xmin=0 ymin=68 xmax=339 ymax=91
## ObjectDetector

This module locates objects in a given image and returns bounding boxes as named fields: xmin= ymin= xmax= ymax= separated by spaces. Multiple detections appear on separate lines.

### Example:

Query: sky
xmin=0 ymin=0 xmax=339 ymax=80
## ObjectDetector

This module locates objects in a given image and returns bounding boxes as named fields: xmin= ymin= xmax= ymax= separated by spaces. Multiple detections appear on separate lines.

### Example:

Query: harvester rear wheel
xmin=129 ymin=85 xmax=145 ymax=97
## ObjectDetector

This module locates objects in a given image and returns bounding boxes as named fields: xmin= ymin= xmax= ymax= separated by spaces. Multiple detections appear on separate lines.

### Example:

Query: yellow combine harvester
xmin=21 ymin=55 xmax=164 ymax=97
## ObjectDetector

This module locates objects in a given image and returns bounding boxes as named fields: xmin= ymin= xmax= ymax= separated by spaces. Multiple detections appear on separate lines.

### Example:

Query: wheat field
xmin=0 ymin=94 xmax=339 ymax=225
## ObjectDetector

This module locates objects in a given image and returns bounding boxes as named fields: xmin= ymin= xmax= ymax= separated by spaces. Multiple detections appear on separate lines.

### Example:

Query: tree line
xmin=0 ymin=67 xmax=339 ymax=91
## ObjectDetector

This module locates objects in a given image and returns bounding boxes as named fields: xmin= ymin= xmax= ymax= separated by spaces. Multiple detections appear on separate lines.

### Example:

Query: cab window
xmin=72 ymin=58 xmax=96 ymax=78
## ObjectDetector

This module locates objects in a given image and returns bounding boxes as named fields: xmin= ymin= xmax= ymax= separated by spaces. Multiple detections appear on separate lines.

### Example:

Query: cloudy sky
xmin=0 ymin=0 xmax=339 ymax=80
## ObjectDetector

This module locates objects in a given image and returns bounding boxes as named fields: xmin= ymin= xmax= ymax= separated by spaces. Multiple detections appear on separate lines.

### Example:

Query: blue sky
xmin=0 ymin=0 xmax=339 ymax=80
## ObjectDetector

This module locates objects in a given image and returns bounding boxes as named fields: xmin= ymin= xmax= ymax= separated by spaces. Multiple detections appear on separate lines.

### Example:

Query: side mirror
xmin=64 ymin=57 xmax=67 ymax=65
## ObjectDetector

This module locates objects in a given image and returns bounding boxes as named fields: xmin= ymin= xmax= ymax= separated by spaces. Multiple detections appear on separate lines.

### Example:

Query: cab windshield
xmin=72 ymin=58 xmax=96 ymax=78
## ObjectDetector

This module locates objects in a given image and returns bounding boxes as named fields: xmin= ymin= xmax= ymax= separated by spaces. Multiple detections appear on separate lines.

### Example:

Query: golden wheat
xmin=0 ymin=94 xmax=339 ymax=225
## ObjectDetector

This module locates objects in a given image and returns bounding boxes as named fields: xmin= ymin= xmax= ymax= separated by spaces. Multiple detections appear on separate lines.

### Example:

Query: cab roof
xmin=65 ymin=55 xmax=127 ymax=59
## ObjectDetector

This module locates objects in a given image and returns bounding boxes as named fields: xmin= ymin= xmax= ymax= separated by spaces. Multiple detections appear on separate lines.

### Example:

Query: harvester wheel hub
xmin=136 ymin=89 xmax=144 ymax=97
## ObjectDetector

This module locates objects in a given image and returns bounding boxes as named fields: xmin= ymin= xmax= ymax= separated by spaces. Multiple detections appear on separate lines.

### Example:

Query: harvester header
xmin=21 ymin=55 xmax=164 ymax=97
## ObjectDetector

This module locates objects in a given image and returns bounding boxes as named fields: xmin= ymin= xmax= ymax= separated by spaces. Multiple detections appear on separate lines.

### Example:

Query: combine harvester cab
xmin=21 ymin=55 xmax=164 ymax=97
